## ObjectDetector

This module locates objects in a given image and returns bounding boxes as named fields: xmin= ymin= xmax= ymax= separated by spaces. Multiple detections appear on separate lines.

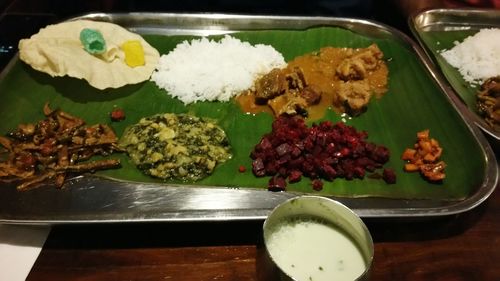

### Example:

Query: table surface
xmin=25 ymin=182 xmax=500 ymax=281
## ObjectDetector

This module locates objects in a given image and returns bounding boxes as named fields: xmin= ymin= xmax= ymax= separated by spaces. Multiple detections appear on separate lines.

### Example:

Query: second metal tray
xmin=410 ymin=8 xmax=500 ymax=141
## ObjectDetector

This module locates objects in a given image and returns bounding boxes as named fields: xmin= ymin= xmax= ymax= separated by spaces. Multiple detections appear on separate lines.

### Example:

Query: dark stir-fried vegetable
xmin=476 ymin=76 xmax=500 ymax=131
xmin=0 ymin=103 xmax=122 ymax=191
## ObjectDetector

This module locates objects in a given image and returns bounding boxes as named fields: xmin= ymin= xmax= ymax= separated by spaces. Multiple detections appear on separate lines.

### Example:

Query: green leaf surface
xmin=417 ymin=30 xmax=480 ymax=110
xmin=0 ymin=27 xmax=485 ymax=200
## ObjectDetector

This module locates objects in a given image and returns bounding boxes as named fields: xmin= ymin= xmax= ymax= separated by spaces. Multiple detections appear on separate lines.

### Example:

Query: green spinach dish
xmin=120 ymin=113 xmax=232 ymax=181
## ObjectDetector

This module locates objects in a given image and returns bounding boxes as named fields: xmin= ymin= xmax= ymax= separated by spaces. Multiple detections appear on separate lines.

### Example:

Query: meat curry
xmin=236 ymin=44 xmax=388 ymax=119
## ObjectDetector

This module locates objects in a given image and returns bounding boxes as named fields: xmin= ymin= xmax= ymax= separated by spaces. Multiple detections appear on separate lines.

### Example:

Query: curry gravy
xmin=236 ymin=45 xmax=388 ymax=120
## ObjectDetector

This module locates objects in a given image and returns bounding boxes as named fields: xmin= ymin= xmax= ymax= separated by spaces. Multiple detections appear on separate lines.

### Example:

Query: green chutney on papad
xmin=119 ymin=113 xmax=232 ymax=181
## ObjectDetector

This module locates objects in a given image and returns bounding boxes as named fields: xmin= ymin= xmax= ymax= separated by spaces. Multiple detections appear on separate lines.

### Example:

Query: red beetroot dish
xmin=250 ymin=116 xmax=396 ymax=191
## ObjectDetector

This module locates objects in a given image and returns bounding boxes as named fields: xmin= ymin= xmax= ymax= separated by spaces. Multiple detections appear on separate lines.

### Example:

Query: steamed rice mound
xmin=441 ymin=28 xmax=500 ymax=85
xmin=151 ymin=35 xmax=286 ymax=104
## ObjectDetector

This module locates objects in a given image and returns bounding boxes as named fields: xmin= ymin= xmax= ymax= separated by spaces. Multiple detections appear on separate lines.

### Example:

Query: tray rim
xmin=0 ymin=12 xmax=497 ymax=224
xmin=408 ymin=8 xmax=500 ymax=141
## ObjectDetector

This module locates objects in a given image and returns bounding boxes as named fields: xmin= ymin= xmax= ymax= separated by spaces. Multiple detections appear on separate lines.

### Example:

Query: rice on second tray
xmin=151 ymin=35 xmax=286 ymax=104
xmin=440 ymin=28 xmax=500 ymax=85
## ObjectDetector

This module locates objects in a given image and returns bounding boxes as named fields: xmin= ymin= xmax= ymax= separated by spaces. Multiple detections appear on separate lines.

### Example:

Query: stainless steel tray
xmin=0 ymin=13 xmax=497 ymax=223
xmin=409 ymin=8 xmax=500 ymax=141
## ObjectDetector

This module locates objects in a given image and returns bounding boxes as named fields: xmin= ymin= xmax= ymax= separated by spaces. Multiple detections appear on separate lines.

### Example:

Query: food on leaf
xmin=401 ymin=130 xmax=445 ymax=182
xmin=80 ymin=28 xmax=107 ymax=55
xmin=122 ymin=40 xmax=145 ymax=67
xmin=250 ymin=116 xmax=394 ymax=191
xmin=151 ymin=35 xmax=285 ymax=104
xmin=119 ymin=113 xmax=232 ymax=181
xmin=0 ymin=103 xmax=122 ymax=191
xmin=476 ymin=76 xmax=500 ymax=131
xmin=440 ymin=28 xmax=500 ymax=85
xmin=110 ymin=108 xmax=126 ymax=122
xmin=237 ymin=44 xmax=388 ymax=119
xmin=18 ymin=19 xmax=160 ymax=90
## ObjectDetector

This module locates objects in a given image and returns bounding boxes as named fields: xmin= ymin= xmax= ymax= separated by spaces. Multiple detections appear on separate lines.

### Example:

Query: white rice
xmin=151 ymin=35 xmax=286 ymax=104
xmin=440 ymin=28 xmax=500 ymax=85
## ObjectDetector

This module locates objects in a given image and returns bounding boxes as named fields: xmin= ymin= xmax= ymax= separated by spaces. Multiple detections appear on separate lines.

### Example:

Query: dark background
xmin=0 ymin=0 xmax=449 ymax=69
xmin=0 ymin=0 xmax=493 ymax=69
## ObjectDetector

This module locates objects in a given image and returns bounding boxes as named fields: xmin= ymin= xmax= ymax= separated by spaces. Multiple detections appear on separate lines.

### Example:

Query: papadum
xmin=18 ymin=20 xmax=160 ymax=90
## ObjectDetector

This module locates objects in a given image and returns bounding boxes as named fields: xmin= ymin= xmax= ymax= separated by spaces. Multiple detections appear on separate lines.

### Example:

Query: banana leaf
xmin=0 ymin=26 xmax=486 ymax=201
xmin=417 ymin=29 xmax=480 ymax=116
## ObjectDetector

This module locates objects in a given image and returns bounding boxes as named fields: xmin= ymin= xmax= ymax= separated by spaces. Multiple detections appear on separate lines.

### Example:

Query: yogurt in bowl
xmin=263 ymin=196 xmax=373 ymax=281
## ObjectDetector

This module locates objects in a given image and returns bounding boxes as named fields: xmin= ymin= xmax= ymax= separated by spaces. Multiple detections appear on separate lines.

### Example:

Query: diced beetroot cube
xmin=372 ymin=146 xmax=390 ymax=163
xmin=265 ymin=162 xmax=278 ymax=175
xmin=291 ymin=145 xmax=302 ymax=157
xmin=288 ymin=170 xmax=302 ymax=183
xmin=340 ymin=147 xmax=351 ymax=157
xmin=252 ymin=158 xmax=265 ymax=177
xmin=312 ymin=179 xmax=323 ymax=191
xmin=321 ymin=165 xmax=337 ymax=180
xmin=353 ymin=166 xmax=365 ymax=178
xmin=275 ymin=143 xmax=292 ymax=156
xmin=383 ymin=168 xmax=396 ymax=184
xmin=268 ymin=176 xmax=287 ymax=191
xmin=259 ymin=138 xmax=273 ymax=151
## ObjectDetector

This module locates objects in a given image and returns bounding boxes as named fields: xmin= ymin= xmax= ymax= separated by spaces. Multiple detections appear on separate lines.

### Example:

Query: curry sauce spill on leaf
xmin=119 ymin=113 xmax=232 ymax=181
